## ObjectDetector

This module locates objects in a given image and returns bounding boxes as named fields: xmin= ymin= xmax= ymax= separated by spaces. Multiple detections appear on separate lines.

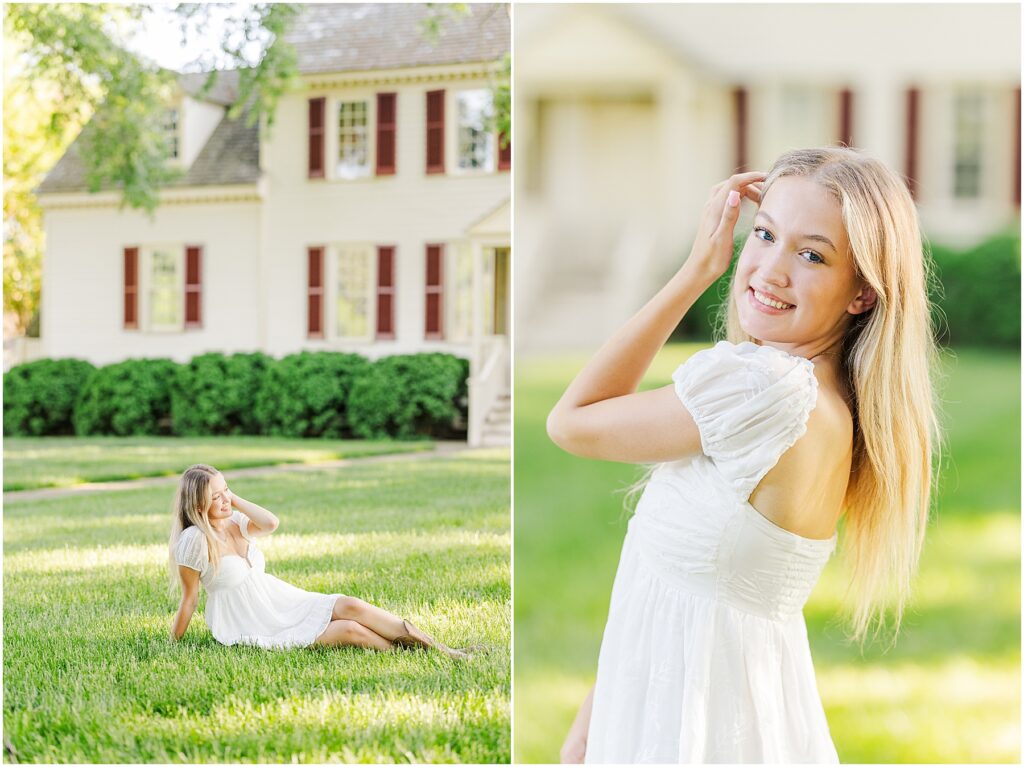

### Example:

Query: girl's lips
xmin=747 ymin=287 xmax=795 ymax=315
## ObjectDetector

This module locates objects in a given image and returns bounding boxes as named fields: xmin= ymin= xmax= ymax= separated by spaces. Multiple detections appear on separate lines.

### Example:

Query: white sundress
xmin=585 ymin=340 xmax=840 ymax=764
xmin=174 ymin=510 xmax=341 ymax=649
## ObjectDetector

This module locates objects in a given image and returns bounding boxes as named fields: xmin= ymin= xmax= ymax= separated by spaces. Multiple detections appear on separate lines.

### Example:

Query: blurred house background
xmin=32 ymin=3 xmax=511 ymax=446
xmin=515 ymin=3 xmax=1020 ymax=352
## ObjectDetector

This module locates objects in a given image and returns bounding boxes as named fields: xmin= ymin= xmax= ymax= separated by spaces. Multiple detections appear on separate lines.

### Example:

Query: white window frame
xmin=779 ymin=84 xmax=832 ymax=151
xmin=332 ymin=93 xmax=375 ymax=181
xmin=162 ymin=107 xmax=180 ymax=161
xmin=446 ymin=241 xmax=475 ymax=343
xmin=453 ymin=89 xmax=497 ymax=175
xmin=328 ymin=243 xmax=376 ymax=342
xmin=140 ymin=244 xmax=185 ymax=333
xmin=952 ymin=87 xmax=986 ymax=200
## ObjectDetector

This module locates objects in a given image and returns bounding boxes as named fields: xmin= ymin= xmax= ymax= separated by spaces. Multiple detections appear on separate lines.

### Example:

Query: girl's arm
xmin=546 ymin=172 xmax=765 ymax=464
xmin=170 ymin=565 xmax=200 ymax=640
xmin=229 ymin=492 xmax=279 ymax=536
xmin=560 ymin=684 xmax=595 ymax=764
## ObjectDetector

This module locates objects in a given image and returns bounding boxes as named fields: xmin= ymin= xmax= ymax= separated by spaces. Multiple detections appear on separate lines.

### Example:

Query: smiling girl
xmin=548 ymin=147 xmax=941 ymax=763
xmin=168 ymin=463 xmax=471 ymax=658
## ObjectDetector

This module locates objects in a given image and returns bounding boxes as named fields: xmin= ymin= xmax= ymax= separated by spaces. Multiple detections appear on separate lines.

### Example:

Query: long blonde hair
xmin=720 ymin=146 xmax=943 ymax=646
xmin=167 ymin=463 xmax=226 ymax=597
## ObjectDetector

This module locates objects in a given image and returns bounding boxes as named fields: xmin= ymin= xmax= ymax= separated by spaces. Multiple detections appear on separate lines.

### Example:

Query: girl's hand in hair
xmin=684 ymin=171 xmax=766 ymax=283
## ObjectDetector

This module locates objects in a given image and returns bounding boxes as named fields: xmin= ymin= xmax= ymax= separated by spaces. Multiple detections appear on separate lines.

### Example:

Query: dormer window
xmin=456 ymin=89 xmax=495 ymax=172
xmin=163 ymin=108 xmax=180 ymax=160
xmin=337 ymin=100 xmax=370 ymax=179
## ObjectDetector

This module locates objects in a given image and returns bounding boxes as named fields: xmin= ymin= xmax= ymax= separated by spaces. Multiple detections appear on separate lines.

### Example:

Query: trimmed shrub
xmin=172 ymin=352 xmax=273 ymax=436
xmin=927 ymin=232 xmax=1021 ymax=348
xmin=348 ymin=353 xmax=468 ymax=439
xmin=3 ymin=358 xmax=96 ymax=436
xmin=253 ymin=351 xmax=369 ymax=438
xmin=74 ymin=358 xmax=178 ymax=436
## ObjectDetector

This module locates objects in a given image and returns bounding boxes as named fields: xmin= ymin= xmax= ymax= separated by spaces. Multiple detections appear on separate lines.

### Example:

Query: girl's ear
xmin=849 ymin=284 xmax=877 ymax=315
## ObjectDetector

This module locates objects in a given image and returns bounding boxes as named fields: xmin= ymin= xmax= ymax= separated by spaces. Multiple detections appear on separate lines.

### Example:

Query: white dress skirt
xmin=174 ymin=510 xmax=341 ymax=649
xmin=584 ymin=341 xmax=841 ymax=764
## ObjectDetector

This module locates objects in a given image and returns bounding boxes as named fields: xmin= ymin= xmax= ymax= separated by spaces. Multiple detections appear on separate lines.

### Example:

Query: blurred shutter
xmin=185 ymin=245 xmax=202 ymax=328
xmin=733 ymin=87 xmax=748 ymax=172
xmin=309 ymin=97 xmax=326 ymax=179
xmin=905 ymin=88 xmax=920 ymax=199
xmin=426 ymin=89 xmax=445 ymax=174
xmin=124 ymin=246 xmax=138 ymax=329
xmin=838 ymin=88 xmax=854 ymax=147
xmin=308 ymin=246 xmax=324 ymax=338
xmin=425 ymin=244 xmax=444 ymax=338
xmin=376 ymin=246 xmax=396 ymax=339
xmin=498 ymin=129 xmax=511 ymax=171
xmin=376 ymin=92 xmax=397 ymax=175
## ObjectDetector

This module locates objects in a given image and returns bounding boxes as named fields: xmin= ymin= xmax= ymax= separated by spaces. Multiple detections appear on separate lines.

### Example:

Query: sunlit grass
xmin=4 ymin=451 xmax=510 ymax=763
xmin=513 ymin=344 xmax=1019 ymax=763
xmin=2 ymin=436 xmax=434 ymax=491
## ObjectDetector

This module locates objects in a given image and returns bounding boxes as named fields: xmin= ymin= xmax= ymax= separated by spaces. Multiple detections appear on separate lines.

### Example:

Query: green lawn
xmin=514 ymin=345 xmax=1020 ymax=764
xmin=4 ymin=449 xmax=510 ymax=763
xmin=2 ymin=436 xmax=433 ymax=491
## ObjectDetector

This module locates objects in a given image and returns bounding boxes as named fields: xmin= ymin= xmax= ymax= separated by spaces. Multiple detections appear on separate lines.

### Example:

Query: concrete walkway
xmin=3 ymin=441 xmax=498 ymax=505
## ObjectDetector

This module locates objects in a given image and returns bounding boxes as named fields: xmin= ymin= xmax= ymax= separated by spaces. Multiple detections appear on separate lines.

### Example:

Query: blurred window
xmin=147 ymin=245 xmax=183 ymax=331
xmin=781 ymin=85 xmax=830 ymax=149
xmin=163 ymin=108 xmax=179 ymax=159
xmin=457 ymin=90 xmax=495 ymax=172
xmin=448 ymin=243 xmax=474 ymax=342
xmin=953 ymin=89 xmax=985 ymax=199
xmin=337 ymin=100 xmax=370 ymax=179
xmin=336 ymin=244 xmax=373 ymax=339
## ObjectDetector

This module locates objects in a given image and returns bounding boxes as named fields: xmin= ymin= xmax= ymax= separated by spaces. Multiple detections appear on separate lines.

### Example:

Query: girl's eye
xmin=754 ymin=227 xmax=825 ymax=265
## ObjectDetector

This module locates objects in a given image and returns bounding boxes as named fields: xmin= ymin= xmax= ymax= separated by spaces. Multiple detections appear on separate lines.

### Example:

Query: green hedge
xmin=74 ymin=358 xmax=178 ymax=436
xmin=671 ymin=231 xmax=1021 ymax=348
xmin=2 ymin=358 xmax=96 ymax=436
xmin=253 ymin=351 xmax=370 ymax=438
xmin=927 ymin=232 xmax=1021 ymax=348
xmin=348 ymin=353 xmax=469 ymax=439
xmin=7 ymin=350 xmax=472 ymax=439
xmin=171 ymin=352 xmax=273 ymax=436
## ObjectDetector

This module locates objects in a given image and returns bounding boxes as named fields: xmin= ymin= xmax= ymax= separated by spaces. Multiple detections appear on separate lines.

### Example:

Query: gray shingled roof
xmin=287 ymin=3 xmax=510 ymax=74
xmin=38 ymin=4 xmax=509 ymax=194
xmin=36 ymin=105 xmax=259 ymax=194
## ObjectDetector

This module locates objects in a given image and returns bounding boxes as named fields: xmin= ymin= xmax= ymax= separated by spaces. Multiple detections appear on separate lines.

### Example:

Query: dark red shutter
xmin=1014 ymin=86 xmax=1020 ymax=208
xmin=838 ymin=88 xmax=854 ymax=147
xmin=905 ymin=88 xmax=920 ymax=199
xmin=426 ymin=89 xmax=445 ymax=174
xmin=424 ymin=244 xmax=444 ymax=339
xmin=307 ymin=246 xmax=324 ymax=338
xmin=376 ymin=246 xmax=396 ymax=339
xmin=123 ymin=247 xmax=138 ymax=330
xmin=733 ymin=87 xmax=748 ymax=173
xmin=376 ymin=93 xmax=397 ymax=176
xmin=498 ymin=129 xmax=511 ymax=171
xmin=184 ymin=245 xmax=202 ymax=328
xmin=308 ymin=97 xmax=325 ymax=179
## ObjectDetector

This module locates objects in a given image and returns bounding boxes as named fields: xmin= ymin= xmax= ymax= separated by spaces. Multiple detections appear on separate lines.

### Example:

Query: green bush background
xmin=5 ymin=351 xmax=469 ymax=440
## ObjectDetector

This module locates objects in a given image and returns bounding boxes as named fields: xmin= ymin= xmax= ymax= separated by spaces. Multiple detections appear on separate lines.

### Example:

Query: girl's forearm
xmin=170 ymin=598 xmax=196 ymax=640
xmin=232 ymin=495 xmax=279 ymax=530
xmin=554 ymin=262 xmax=715 ymax=410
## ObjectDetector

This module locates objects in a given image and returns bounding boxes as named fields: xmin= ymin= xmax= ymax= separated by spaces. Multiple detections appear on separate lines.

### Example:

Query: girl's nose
xmin=758 ymin=249 xmax=791 ymax=288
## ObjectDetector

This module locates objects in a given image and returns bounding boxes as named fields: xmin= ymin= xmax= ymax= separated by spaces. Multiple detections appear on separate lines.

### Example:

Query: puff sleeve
xmin=174 ymin=527 xmax=209 ymax=577
xmin=230 ymin=510 xmax=252 ymax=541
xmin=672 ymin=340 xmax=819 ymax=501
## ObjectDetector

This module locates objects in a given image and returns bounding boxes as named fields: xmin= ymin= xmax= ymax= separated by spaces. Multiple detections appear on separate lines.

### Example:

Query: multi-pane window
xmin=335 ymin=245 xmax=373 ymax=339
xmin=457 ymin=90 xmax=495 ymax=172
xmin=448 ymin=244 xmax=475 ymax=342
xmin=163 ymin=108 xmax=179 ymax=159
xmin=953 ymin=90 xmax=984 ymax=199
xmin=337 ymin=100 xmax=370 ymax=179
xmin=149 ymin=246 xmax=182 ymax=330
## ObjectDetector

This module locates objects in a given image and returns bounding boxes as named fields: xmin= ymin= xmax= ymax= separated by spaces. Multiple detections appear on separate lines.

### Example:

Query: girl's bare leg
xmin=311 ymin=619 xmax=393 ymax=650
xmin=331 ymin=596 xmax=406 ymax=640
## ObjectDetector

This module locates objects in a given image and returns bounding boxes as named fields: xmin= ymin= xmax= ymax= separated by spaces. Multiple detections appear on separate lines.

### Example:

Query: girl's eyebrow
xmin=755 ymin=210 xmax=838 ymax=253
